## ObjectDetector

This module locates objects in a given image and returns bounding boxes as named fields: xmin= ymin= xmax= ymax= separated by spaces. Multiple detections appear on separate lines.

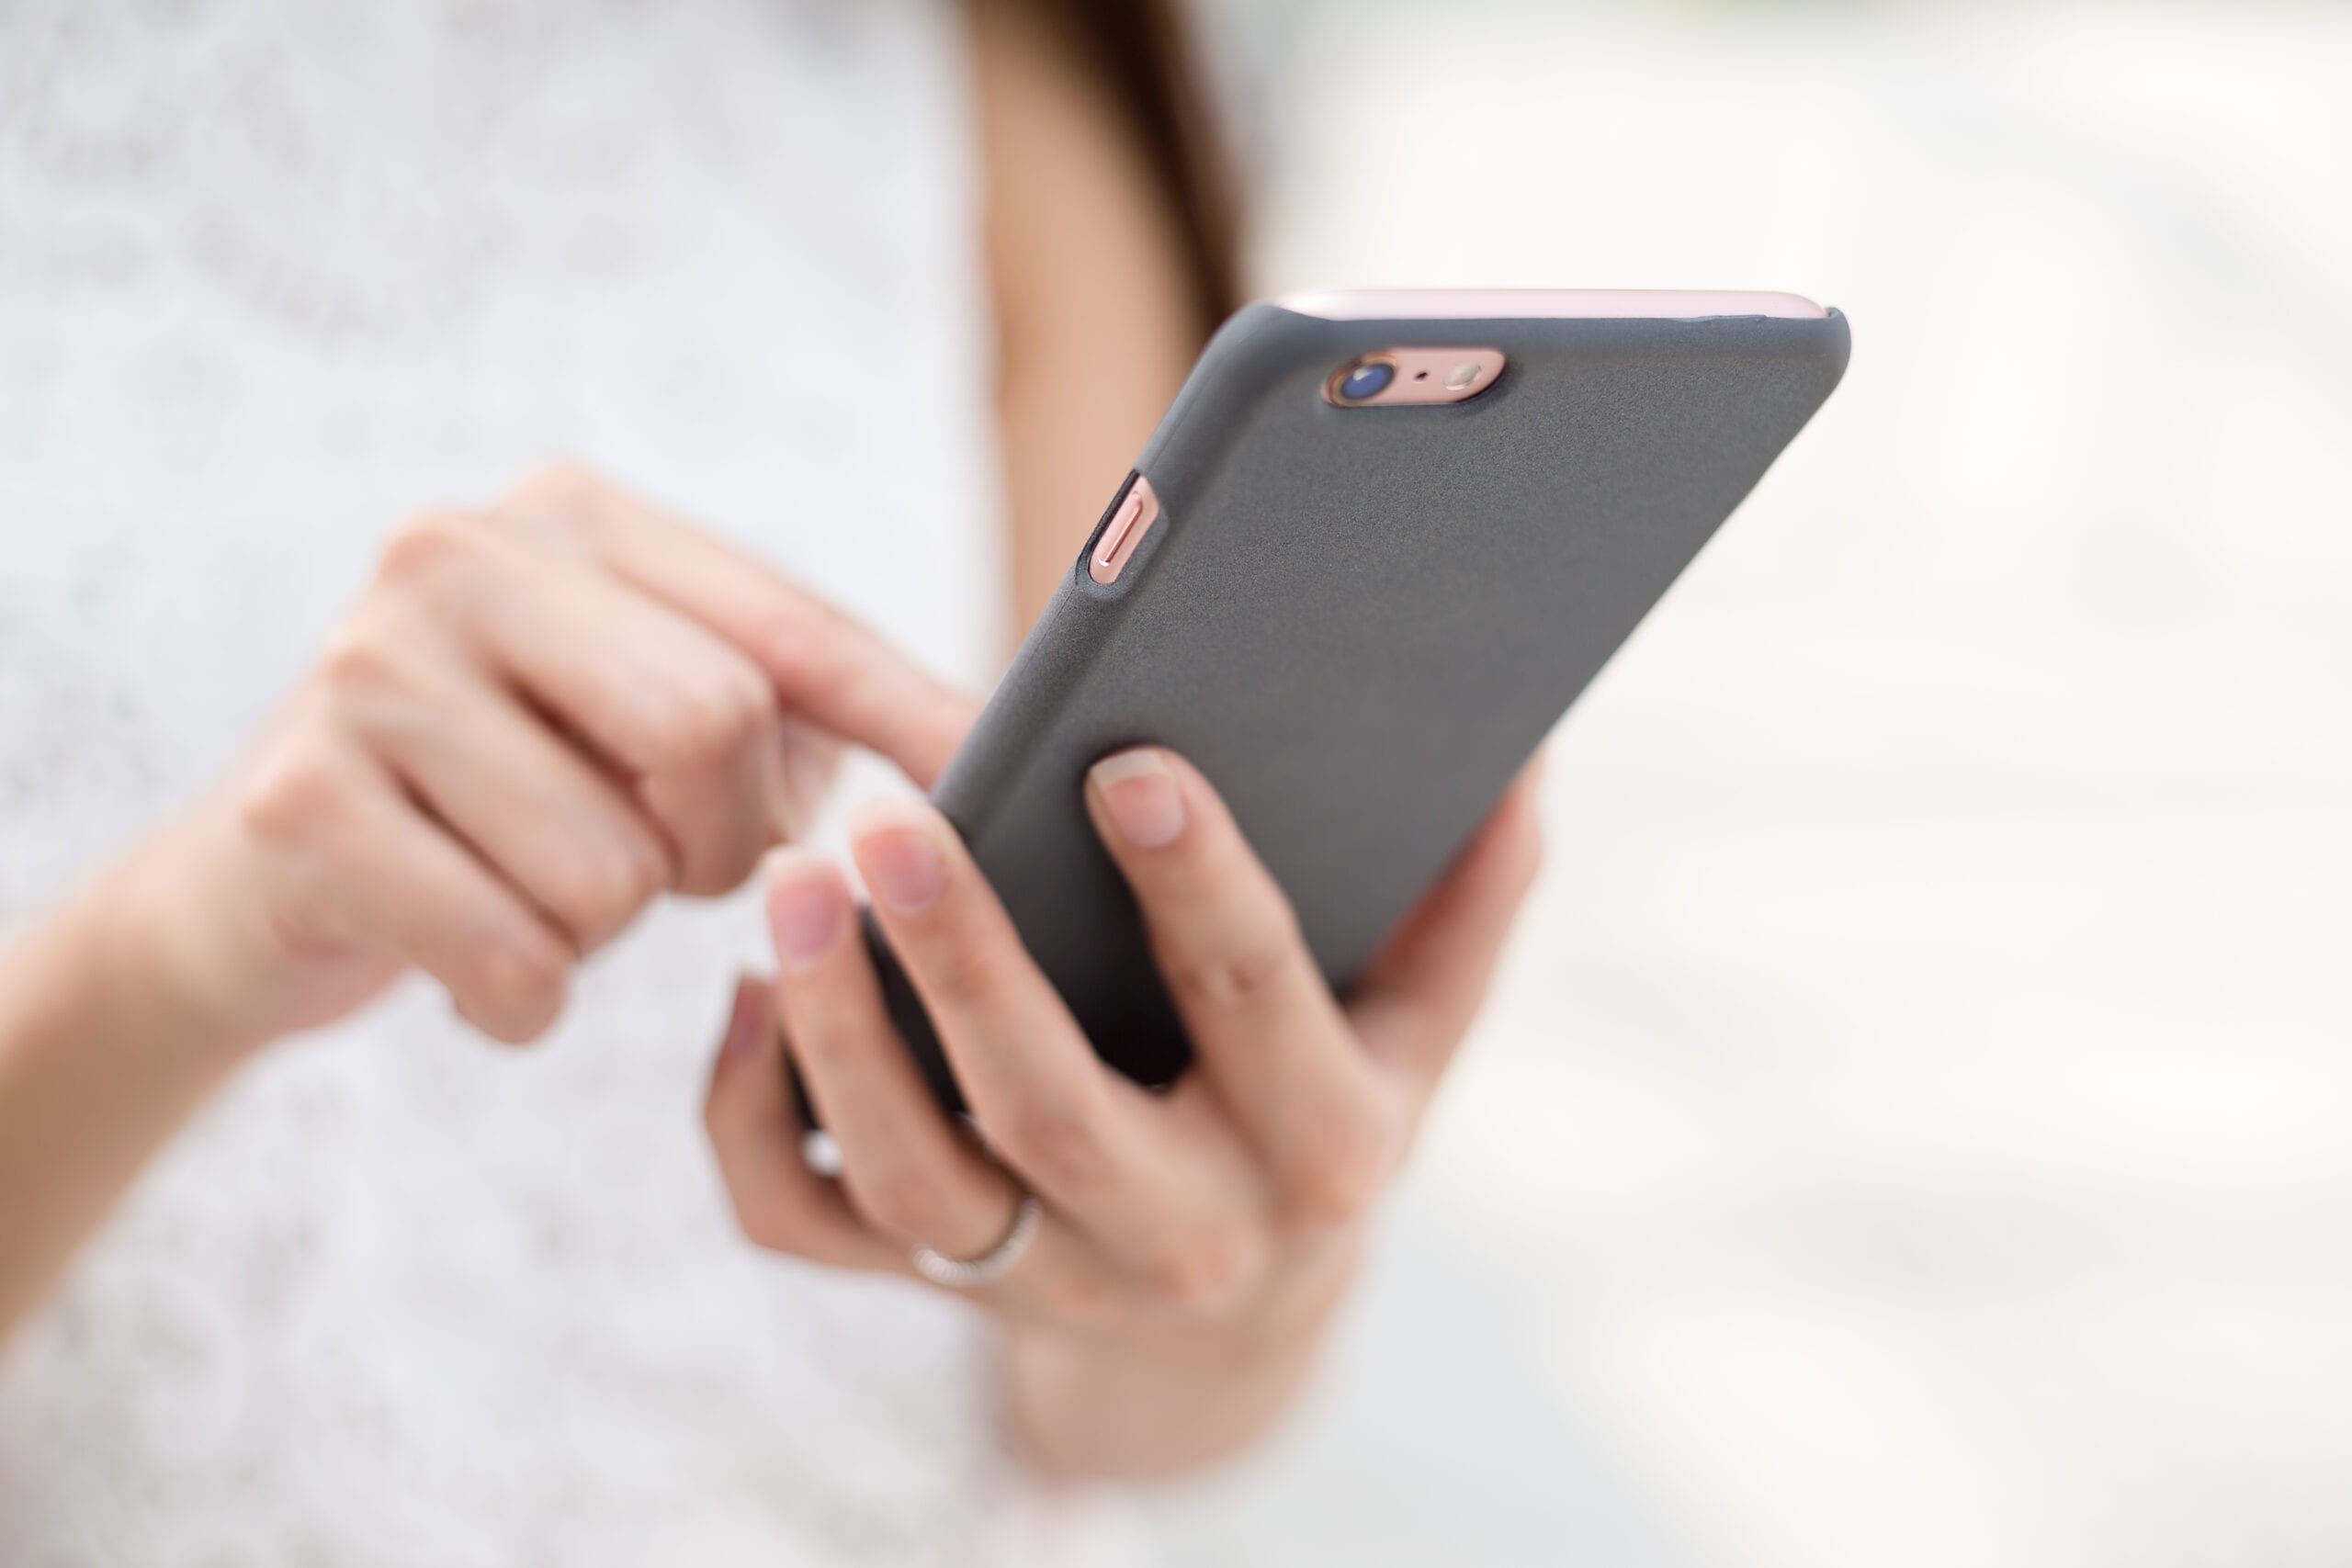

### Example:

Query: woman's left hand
xmin=702 ymin=745 xmax=1542 ymax=1477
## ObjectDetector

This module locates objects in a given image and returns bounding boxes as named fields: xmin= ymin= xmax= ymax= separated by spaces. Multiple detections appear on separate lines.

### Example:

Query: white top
xmin=0 ymin=2 xmax=1136 ymax=1561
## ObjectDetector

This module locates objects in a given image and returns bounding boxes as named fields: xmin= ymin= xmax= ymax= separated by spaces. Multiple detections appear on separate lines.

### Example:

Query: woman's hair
xmin=1033 ymin=0 xmax=1241 ymax=334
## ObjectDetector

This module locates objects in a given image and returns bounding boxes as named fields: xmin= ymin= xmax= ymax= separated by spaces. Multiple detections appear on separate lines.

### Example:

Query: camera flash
xmin=1445 ymin=361 xmax=1482 ymax=389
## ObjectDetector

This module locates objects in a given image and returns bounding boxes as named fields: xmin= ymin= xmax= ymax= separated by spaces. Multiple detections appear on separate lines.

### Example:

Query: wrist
xmin=1000 ymin=1236 xmax=1363 ymax=1481
xmin=0 ymin=816 xmax=279 ymax=1338
xmin=1001 ymin=1306 xmax=1331 ymax=1483
xmin=67 ymin=816 xmax=288 ymax=1074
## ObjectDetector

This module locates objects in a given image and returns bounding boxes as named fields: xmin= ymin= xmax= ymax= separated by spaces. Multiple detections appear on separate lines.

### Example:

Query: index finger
xmin=1084 ymin=748 xmax=1392 ymax=1221
xmin=503 ymin=467 xmax=982 ymax=788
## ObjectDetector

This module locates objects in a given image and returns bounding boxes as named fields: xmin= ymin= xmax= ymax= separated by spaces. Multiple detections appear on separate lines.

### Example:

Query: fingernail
xmin=1090 ymin=748 xmax=1187 ymax=849
xmin=763 ymin=765 xmax=809 ymax=845
xmin=853 ymin=810 xmax=947 ymax=914
xmin=720 ymin=973 xmax=767 ymax=1063
xmin=764 ymin=722 xmax=842 ymax=843
xmin=765 ymin=848 xmax=845 ymax=971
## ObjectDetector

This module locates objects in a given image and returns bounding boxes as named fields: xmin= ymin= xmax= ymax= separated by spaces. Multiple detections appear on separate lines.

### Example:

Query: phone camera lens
xmin=1336 ymin=358 xmax=1396 ymax=402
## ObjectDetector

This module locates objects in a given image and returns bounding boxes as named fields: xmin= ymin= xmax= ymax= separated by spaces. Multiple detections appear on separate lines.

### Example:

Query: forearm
xmin=1000 ymin=1239 xmax=1361 ymax=1483
xmin=0 ymin=839 xmax=258 ymax=1340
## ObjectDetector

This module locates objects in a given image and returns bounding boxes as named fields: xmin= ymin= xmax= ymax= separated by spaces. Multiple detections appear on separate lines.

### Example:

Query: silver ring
xmin=910 ymin=1195 xmax=1042 ymax=1289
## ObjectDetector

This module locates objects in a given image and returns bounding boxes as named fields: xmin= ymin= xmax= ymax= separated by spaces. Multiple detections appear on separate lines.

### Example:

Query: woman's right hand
xmin=116 ymin=465 xmax=979 ymax=1058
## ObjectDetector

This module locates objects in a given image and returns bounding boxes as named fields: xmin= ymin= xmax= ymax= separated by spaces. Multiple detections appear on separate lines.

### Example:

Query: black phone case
xmin=867 ymin=301 xmax=1849 ymax=1106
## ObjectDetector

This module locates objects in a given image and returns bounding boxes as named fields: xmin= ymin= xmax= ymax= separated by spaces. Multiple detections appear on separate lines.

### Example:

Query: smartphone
xmin=869 ymin=289 xmax=1849 ymax=1104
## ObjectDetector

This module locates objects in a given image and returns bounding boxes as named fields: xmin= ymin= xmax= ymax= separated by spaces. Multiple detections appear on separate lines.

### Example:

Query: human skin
xmin=898 ymin=0 xmax=1523 ymax=1476
xmin=0 ymin=0 xmax=1185 ymax=1355
xmin=705 ymin=755 xmax=1543 ymax=1478
xmin=0 ymin=465 xmax=1538 ymax=1481
xmin=0 ymin=0 xmax=1546 ymax=1486
xmin=0 ymin=467 xmax=975 ymax=1341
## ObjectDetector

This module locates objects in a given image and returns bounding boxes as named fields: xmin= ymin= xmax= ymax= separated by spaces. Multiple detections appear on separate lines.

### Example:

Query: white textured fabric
xmin=0 ymin=2 xmax=1137 ymax=1562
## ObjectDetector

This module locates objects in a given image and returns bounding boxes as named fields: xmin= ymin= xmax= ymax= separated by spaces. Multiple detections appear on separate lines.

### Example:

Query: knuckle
xmin=731 ymin=1189 xmax=809 ymax=1255
xmin=490 ymin=924 xmax=571 ymax=992
xmin=993 ymin=1090 xmax=1110 ymax=1191
xmin=545 ymin=839 xmax=663 ymax=942
xmin=648 ymin=662 xmax=774 ymax=767
xmin=780 ymin=1013 xmax=853 ymax=1074
xmin=501 ymin=461 xmax=607 ymax=525
xmin=313 ymin=626 xmax=409 ymax=707
xmin=377 ymin=508 xmax=489 ymax=584
xmin=847 ymin=1168 xmax=956 ymax=1244
xmin=910 ymin=931 xmax=999 ymax=1013
xmin=670 ymin=840 xmax=763 ymax=902
xmin=747 ymin=604 xmax=842 ymax=693
xmin=1160 ymin=916 xmax=1300 ymax=1015
xmin=465 ymin=929 xmax=571 ymax=1040
xmin=1148 ymin=1225 xmax=1259 ymax=1314
xmin=237 ymin=743 xmax=349 ymax=849
xmin=1283 ymin=1122 xmax=1392 ymax=1229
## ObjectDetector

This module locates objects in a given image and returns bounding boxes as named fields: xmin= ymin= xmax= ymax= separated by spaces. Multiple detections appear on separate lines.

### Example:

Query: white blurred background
xmin=1147 ymin=3 xmax=2352 ymax=1564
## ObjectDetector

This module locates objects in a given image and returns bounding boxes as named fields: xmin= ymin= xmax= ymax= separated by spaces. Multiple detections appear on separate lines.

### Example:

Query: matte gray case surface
xmin=871 ymin=302 xmax=1849 ymax=1104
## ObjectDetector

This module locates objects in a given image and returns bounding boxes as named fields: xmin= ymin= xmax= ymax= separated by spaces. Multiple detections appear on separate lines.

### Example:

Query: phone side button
xmin=1089 ymin=477 xmax=1161 ymax=585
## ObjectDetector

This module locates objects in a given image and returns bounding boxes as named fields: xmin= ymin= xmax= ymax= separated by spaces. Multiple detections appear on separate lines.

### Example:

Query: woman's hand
xmin=702 ymin=746 xmax=1543 ymax=1478
xmin=3 ymin=464 xmax=979 ymax=1340
xmin=121 ymin=465 xmax=978 ymax=1058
